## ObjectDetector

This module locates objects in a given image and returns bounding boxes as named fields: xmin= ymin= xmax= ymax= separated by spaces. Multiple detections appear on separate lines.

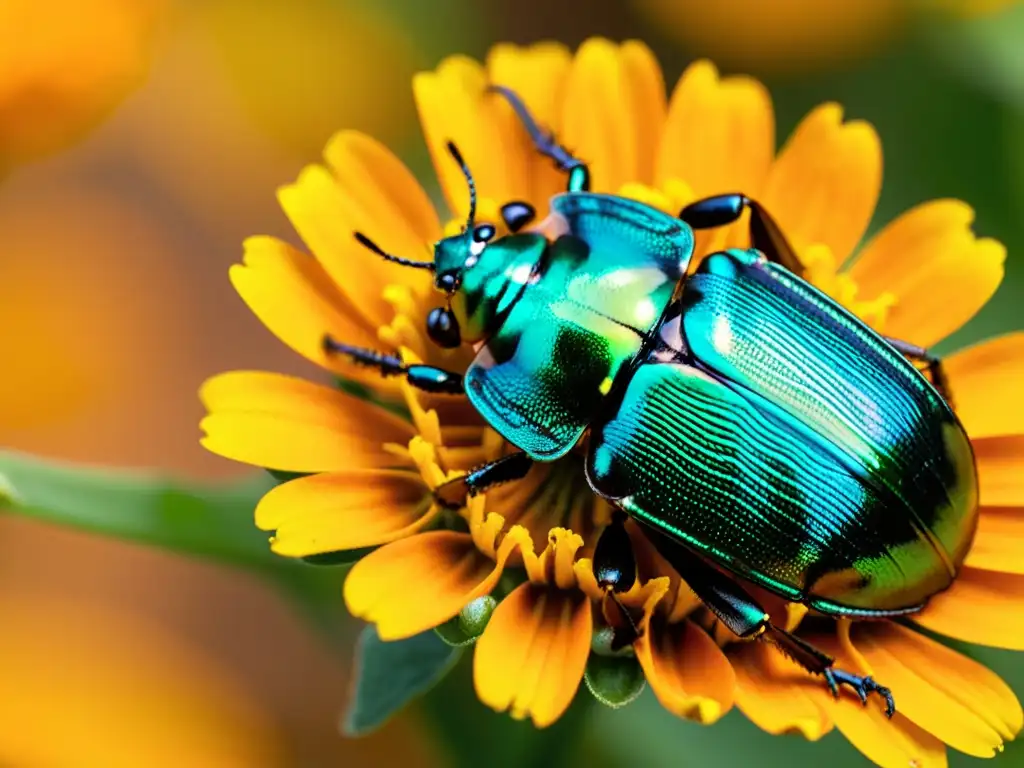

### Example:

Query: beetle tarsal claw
xmin=823 ymin=668 xmax=896 ymax=718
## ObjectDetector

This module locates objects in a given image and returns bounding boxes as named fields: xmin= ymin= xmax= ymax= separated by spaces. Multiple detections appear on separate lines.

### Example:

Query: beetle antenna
xmin=446 ymin=140 xmax=476 ymax=231
xmin=353 ymin=232 xmax=434 ymax=270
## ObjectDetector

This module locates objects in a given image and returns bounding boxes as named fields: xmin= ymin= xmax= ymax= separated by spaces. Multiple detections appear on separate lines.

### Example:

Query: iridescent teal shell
xmin=586 ymin=248 xmax=979 ymax=615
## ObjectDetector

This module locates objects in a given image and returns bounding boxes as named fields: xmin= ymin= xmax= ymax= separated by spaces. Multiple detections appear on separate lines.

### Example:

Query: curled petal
xmin=199 ymin=371 xmax=412 ymax=472
xmin=847 ymin=199 xmax=1005 ymax=347
xmin=913 ymin=567 xmax=1024 ymax=651
xmin=657 ymin=59 xmax=774 ymax=200
xmin=255 ymin=470 xmax=436 ymax=556
xmin=964 ymin=508 xmax=1024 ymax=574
xmin=853 ymin=623 xmax=1022 ymax=757
xmin=761 ymin=103 xmax=881 ymax=264
xmin=945 ymin=332 xmax=1024 ymax=439
xmin=732 ymin=641 xmax=833 ymax=740
xmin=473 ymin=583 xmax=592 ymax=727
xmin=343 ymin=527 xmax=529 ymax=640
xmin=635 ymin=617 xmax=735 ymax=724
xmin=522 ymin=528 xmax=585 ymax=589
xmin=975 ymin=436 xmax=1024 ymax=507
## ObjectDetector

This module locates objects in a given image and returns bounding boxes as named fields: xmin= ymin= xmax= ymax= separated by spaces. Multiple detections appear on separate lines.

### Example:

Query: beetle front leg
xmin=433 ymin=451 xmax=533 ymax=509
xmin=487 ymin=85 xmax=591 ymax=193
xmin=322 ymin=336 xmax=464 ymax=394
xmin=884 ymin=336 xmax=953 ymax=407
xmin=641 ymin=523 xmax=896 ymax=717
xmin=679 ymin=194 xmax=804 ymax=277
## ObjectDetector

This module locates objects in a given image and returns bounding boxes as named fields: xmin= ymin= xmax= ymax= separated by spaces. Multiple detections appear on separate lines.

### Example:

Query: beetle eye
xmin=426 ymin=306 xmax=461 ymax=348
xmin=473 ymin=223 xmax=496 ymax=243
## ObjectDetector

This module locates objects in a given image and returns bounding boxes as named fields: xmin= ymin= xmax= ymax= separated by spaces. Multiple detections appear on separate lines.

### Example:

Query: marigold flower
xmin=202 ymin=38 xmax=1023 ymax=767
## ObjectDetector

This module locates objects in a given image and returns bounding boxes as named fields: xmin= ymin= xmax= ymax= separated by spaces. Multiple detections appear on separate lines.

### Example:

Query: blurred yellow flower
xmin=0 ymin=0 xmax=165 ymax=167
xmin=0 ymin=596 xmax=285 ymax=767
xmin=632 ymin=0 xmax=1020 ymax=71
xmin=202 ymin=37 xmax=1023 ymax=768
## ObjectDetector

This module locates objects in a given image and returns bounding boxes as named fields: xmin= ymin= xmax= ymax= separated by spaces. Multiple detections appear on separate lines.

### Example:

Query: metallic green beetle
xmin=327 ymin=86 xmax=979 ymax=717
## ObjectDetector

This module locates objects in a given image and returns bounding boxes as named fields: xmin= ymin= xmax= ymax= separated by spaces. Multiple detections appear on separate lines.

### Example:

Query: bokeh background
xmin=3 ymin=0 xmax=1024 ymax=765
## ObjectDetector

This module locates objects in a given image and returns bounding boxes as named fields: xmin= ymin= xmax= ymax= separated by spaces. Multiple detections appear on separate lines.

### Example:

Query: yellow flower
xmin=201 ymin=38 xmax=1024 ymax=767
xmin=0 ymin=0 xmax=164 ymax=168
xmin=0 ymin=595 xmax=285 ymax=767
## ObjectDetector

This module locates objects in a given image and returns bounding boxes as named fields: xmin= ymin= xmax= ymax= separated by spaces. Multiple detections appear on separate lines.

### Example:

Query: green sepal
xmin=0 ymin=450 xmax=276 ymax=571
xmin=265 ymin=469 xmax=308 ymax=486
xmin=343 ymin=624 xmax=461 ymax=736
xmin=583 ymin=653 xmax=646 ymax=709
xmin=301 ymin=547 xmax=376 ymax=566
xmin=333 ymin=375 xmax=410 ymax=420
xmin=434 ymin=616 xmax=478 ymax=647
xmin=434 ymin=595 xmax=498 ymax=647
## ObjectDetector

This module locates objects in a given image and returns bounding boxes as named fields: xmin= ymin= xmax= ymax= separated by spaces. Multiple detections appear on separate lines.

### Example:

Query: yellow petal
xmin=635 ymin=618 xmax=735 ymax=724
xmin=255 ymin=470 xmax=436 ymax=556
xmin=343 ymin=529 xmax=521 ymax=640
xmin=945 ymin=333 xmax=1024 ymax=439
xmin=561 ymin=38 xmax=639 ymax=193
xmin=414 ymin=55 xmax=528 ymax=219
xmin=486 ymin=41 xmax=572 ymax=207
xmin=619 ymin=40 xmax=666 ymax=185
xmin=277 ymin=164 xmax=425 ymax=330
xmin=656 ymin=60 xmax=774 ymax=200
xmin=975 ymin=436 xmax=1024 ymax=507
xmin=732 ymin=641 xmax=833 ymax=740
xmin=848 ymin=200 xmax=1004 ymax=347
xmin=854 ymin=623 xmax=1021 ymax=756
xmin=964 ymin=508 xmax=1024 ymax=574
xmin=761 ymin=103 xmax=881 ymax=263
xmin=522 ymin=527 xmax=585 ymax=589
xmin=802 ymin=632 xmax=948 ymax=768
xmin=230 ymin=236 xmax=397 ymax=392
xmin=914 ymin=567 xmax=1024 ymax=650
xmin=473 ymin=583 xmax=592 ymax=727
xmin=199 ymin=371 xmax=412 ymax=472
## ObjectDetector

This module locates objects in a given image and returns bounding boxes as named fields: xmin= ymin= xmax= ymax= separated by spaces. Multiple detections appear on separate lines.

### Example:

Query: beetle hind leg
xmin=593 ymin=511 xmax=642 ymax=649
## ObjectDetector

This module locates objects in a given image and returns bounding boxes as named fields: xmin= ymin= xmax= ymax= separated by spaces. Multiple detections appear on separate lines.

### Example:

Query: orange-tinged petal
xmin=619 ymin=40 xmax=666 ymax=186
xmin=486 ymin=41 xmax=572 ymax=207
xmin=323 ymin=130 xmax=441 ymax=255
xmin=255 ymin=470 xmax=437 ymax=556
xmin=975 ymin=436 xmax=1024 ymax=507
xmin=656 ymin=60 xmax=774 ymax=200
xmin=801 ymin=632 xmax=948 ymax=768
xmin=761 ymin=103 xmax=881 ymax=263
xmin=277 ymin=164 xmax=423 ymax=330
xmin=635 ymin=618 xmax=735 ymax=724
xmin=731 ymin=641 xmax=833 ymax=740
xmin=914 ymin=567 xmax=1024 ymax=650
xmin=854 ymin=623 xmax=1021 ymax=757
xmin=199 ymin=371 xmax=412 ymax=472
xmin=561 ymin=39 xmax=638 ymax=194
xmin=473 ymin=583 xmax=592 ymax=727
xmin=964 ymin=508 xmax=1024 ymax=574
xmin=945 ymin=333 xmax=1024 ymax=439
xmin=847 ymin=200 xmax=1004 ymax=346
xmin=230 ymin=236 xmax=396 ymax=391
xmin=344 ymin=527 xmax=526 ymax=640
xmin=414 ymin=55 xmax=528 ymax=219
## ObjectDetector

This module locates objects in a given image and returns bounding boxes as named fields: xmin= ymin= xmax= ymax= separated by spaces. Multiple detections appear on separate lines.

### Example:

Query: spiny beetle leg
xmin=487 ymin=84 xmax=590 ymax=193
xmin=641 ymin=522 xmax=896 ymax=716
xmin=763 ymin=624 xmax=895 ymax=718
xmin=433 ymin=451 xmax=533 ymax=509
xmin=322 ymin=336 xmax=464 ymax=394
xmin=884 ymin=336 xmax=953 ymax=408
xmin=679 ymin=194 xmax=804 ymax=277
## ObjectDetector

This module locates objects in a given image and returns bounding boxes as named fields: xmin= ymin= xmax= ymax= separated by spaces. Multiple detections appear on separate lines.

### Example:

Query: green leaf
xmin=0 ymin=450 xmax=277 ymax=571
xmin=343 ymin=624 xmax=461 ymax=736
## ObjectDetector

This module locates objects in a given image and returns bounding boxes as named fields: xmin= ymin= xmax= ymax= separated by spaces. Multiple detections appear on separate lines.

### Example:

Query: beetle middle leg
xmin=641 ymin=523 xmax=896 ymax=717
xmin=679 ymin=194 xmax=804 ymax=278
xmin=322 ymin=336 xmax=464 ymax=394
xmin=884 ymin=336 xmax=953 ymax=406
xmin=432 ymin=451 xmax=534 ymax=509
xmin=487 ymin=84 xmax=591 ymax=193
